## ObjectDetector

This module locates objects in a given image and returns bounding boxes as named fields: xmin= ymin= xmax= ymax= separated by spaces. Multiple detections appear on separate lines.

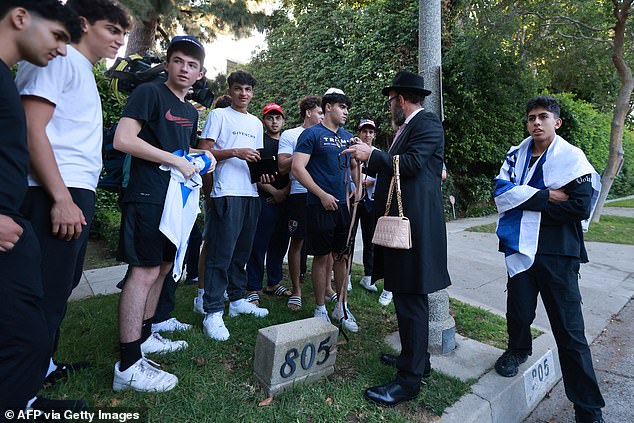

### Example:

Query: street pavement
xmin=525 ymin=298 xmax=634 ymax=423
xmin=75 ymin=203 xmax=634 ymax=422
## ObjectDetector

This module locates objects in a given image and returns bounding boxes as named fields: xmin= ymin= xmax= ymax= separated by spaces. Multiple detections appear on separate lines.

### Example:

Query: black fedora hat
xmin=382 ymin=70 xmax=431 ymax=97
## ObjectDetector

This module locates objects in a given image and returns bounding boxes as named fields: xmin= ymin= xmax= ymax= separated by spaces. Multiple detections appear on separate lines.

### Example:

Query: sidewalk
xmin=73 ymin=203 xmax=634 ymax=423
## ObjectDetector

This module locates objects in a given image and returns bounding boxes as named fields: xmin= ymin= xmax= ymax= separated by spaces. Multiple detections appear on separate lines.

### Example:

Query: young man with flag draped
xmin=493 ymin=96 xmax=604 ymax=423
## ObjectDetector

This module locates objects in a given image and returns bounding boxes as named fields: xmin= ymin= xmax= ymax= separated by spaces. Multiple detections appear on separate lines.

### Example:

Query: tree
xmin=246 ymin=0 xmax=418 ymax=145
xmin=246 ymin=0 xmax=633 ymax=214
xmin=592 ymin=0 xmax=633 ymax=221
xmin=119 ymin=0 xmax=267 ymax=56
xmin=500 ymin=0 xmax=633 ymax=219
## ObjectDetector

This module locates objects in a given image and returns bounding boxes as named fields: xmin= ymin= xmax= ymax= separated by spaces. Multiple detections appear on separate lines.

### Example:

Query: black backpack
xmin=98 ymin=123 xmax=130 ymax=192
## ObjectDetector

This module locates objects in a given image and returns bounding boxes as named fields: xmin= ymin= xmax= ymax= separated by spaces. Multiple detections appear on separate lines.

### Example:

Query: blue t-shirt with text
xmin=295 ymin=123 xmax=353 ymax=206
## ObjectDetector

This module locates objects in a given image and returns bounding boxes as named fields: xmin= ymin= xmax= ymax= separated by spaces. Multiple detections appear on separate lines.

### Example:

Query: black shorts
xmin=305 ymin=204 xmax=352 ymax=256
xmin=286 ymin=193 xmax=307 ymax=240
xmin=118 ymin=202 xmax=175 ymax=266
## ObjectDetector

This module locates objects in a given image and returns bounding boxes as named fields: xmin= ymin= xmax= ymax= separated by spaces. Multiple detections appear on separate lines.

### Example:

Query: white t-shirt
xmin=201 ymin=106 xmax=263 ymax=197
xmin=16 ymin=46 xmax=102 ymax=191
xmin=278 ymin=125 xmax=307 ymax=195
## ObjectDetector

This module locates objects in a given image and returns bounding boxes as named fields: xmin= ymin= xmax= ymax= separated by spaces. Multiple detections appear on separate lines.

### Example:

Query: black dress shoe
xmin=364 ymin=380 xmax=420 ymax=407
xmin=380 ymin=353 xmax=432 ymax=378
xmin=43 ymin=361 xmax=91 ymax=387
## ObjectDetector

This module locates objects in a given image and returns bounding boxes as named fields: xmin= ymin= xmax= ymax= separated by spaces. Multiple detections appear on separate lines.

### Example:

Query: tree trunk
xmin=592 ymin=0 xmax=633 ymax=222
xmin=125 ymin=15 xmax=159 ymax=56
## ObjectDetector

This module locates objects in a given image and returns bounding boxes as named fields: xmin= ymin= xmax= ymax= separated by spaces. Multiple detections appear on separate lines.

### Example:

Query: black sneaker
xmin=43 ymin=361 xmax=91 ymax=387
xmin=494 ymin=350 xmax=528 ymax=377
xmin=575 ymin=413 xmax=605 ymax=423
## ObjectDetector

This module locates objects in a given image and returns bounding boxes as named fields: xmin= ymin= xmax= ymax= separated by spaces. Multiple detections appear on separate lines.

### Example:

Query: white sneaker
xmin=313 ymin=307 xmax=331 ymax=323
xmin=332 ymin=303 xmax=359 ymax=332
xmin=193 ymin=297 xmax=206 ymax=315
xmin=378 ymin=289 xmax=393 ymax=306
xmin=141 ymin=333 xmax=188 ymax=355
xmin=203 ymin=311 xmax=229 ymax=341
xmin=359 ymin=276 xmax=378 ymax=292
xmin=152 ymin=317 xmax=192 ymax=333
xmin=228 ymin=299 xmax=269 ymax=318
xmin=347 ymin=275 xmax=352 ymax=291
xmin=113 ymin=358 xmax=178 ymax=392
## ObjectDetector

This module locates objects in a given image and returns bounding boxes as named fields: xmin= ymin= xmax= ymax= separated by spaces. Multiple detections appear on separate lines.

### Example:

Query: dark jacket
xmin=516 ymin=176 xmax=593 ymax=262
xmin=368 ymin=109 xmax=451 ymax=294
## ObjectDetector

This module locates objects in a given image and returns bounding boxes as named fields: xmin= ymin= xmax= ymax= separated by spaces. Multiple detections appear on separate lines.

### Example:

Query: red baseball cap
xmin=262 ymin=103 xmax=284 ymax=116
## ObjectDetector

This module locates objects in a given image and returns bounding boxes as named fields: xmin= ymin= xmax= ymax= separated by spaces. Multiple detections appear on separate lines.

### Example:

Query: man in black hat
xmin=344 ymin=70 xmax=451 ymax=406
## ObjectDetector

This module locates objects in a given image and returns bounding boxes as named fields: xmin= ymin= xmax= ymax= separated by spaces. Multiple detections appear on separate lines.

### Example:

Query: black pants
xmin=185 ymin=223 xmax=202 ymax=280
xmin=506 ymin=255 xmax=604 ymax=420
xmin=393 ymin=292 xmax=430 ymax=387
xmin=349 ymin=199 xmax=375 ymax=276
xmin=0 ymin=220 xmax=49 ymax=415
xmin=153 ymin=274 xmax=177 ymax=324
xmin=21 ymin=187 xmax=95 ymax=355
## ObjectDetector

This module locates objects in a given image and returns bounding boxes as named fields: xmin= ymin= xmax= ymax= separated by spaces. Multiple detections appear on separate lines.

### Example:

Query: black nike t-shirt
xmin=122 ymin=82 xmax=198 ymax=204
xmin=0 ymin=60 xmax=29 ymax=218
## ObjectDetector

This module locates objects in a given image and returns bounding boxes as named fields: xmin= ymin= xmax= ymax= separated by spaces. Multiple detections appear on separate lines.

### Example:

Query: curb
xmin=439 ymin=333 xmax=561 ymax=423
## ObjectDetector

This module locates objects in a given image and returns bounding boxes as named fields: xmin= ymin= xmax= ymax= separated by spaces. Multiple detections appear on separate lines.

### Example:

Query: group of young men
xmin=198 ymin=80 xmax=389 ymax=340
xmin=1 ymin=0 xmax=130 ymax=415
xmin=0 ymin=1 xmax=606 ymax=421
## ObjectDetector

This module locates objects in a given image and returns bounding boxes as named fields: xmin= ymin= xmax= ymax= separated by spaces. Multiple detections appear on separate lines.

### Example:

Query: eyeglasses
xmin=384 ymin=95 xmax=398 ymax=111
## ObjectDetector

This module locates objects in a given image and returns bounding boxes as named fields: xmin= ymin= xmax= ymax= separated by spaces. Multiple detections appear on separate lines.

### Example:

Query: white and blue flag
xmin=494 ymin=135 xmax=601 ymax=277
xmin=160 ymin=150 xmax=214 ymax=281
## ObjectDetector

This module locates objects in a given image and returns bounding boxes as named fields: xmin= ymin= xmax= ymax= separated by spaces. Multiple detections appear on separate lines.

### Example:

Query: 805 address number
xmin=280 ymin=336 xmax=332 ymax=378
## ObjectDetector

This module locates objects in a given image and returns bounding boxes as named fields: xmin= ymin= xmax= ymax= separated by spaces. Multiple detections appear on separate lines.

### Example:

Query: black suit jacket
xmin=368 ymin=109 xmax=451 ymax=294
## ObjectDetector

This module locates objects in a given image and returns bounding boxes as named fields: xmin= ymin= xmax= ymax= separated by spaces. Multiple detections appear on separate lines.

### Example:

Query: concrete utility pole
xmin=419 ymin=0 xmax=456 ymax=354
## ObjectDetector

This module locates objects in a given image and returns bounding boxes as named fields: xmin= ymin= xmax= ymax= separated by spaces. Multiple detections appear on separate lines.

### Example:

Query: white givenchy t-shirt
xmin=201 ymin=106 xmax=263 ymax=197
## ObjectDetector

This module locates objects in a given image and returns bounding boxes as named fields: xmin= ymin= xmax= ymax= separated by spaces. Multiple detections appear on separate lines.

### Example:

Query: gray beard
xmin=392 ymin=103 xmax=406 ymax=127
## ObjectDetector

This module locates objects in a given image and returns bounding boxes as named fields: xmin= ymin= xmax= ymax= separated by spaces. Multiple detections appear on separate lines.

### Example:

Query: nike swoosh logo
xmin=165 ymin=109 xmax=193 ymax=127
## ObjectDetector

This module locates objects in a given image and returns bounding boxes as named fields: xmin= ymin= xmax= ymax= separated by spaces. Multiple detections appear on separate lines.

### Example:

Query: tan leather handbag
xmin=372 ymin=155 xmax=412 ymax=249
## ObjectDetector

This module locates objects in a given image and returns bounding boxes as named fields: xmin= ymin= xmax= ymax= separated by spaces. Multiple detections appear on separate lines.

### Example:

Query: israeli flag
xmin=494 ymin=136 xmax=601 ymax=277
xmin=159 ymin=150 xmax=215 ymax=281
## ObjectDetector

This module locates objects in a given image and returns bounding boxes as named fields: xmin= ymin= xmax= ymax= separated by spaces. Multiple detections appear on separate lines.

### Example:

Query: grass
xmin=84 ymin=239 xmax=121 ymax=270
xmin=465 ymin=222 xmax=497 ymax=234
xmin=606 ymin=198 xmax=634 ymax=207
xmin=450 ymin=298 xmax=541 ymax=350
xmin=466 ymin=215 xmax=634 ymax=245
xmin=47 ymin=265 xmax=473 ymax=422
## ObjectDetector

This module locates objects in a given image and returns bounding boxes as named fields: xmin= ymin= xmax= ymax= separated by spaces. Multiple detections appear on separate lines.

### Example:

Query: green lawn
xmin=450 ymin=298 xmax=541 ymax=350
xmin=606 ymin=198 xmax=634 ymax=207
xmin=47 ymin=266 xmax=473 ymax=422
xmin=466 ymin=215 xmax=634 ymax=245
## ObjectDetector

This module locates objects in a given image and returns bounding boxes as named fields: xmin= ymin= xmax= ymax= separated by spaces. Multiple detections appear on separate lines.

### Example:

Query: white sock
xmin=315 ymin=304 xmax=327 ymax=312
xmin=197 ymin=288 xmax=204 ymax=299
xmin=46 ymin=357 xmax=57 ymax=377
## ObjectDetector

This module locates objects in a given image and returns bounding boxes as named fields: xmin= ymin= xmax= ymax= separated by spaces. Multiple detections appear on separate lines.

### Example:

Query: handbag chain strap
xmin=383 ymin=155 xmax=404 ymax=218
